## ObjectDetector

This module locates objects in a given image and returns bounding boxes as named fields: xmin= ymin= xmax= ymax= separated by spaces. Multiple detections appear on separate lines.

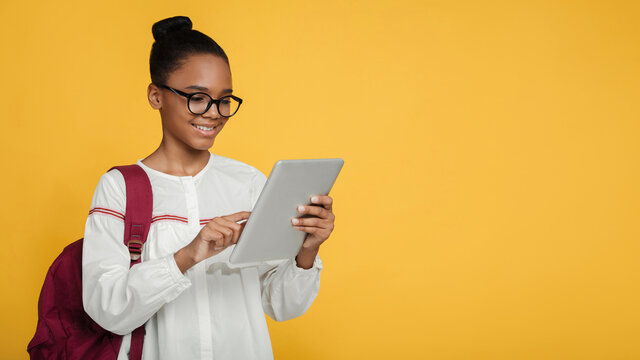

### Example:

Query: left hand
xmin=291 ymin=195 xmax=335 ymax=250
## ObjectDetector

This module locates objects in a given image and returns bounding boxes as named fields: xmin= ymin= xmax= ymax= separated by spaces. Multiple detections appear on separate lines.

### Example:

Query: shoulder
xmin=210 ymin=155 xmax=267 ymax=207
xmin=211 ymin=154 xmax=266 ymax=183
xmin=102 ymin=167 xmax=127 ymax=193
xmin=88 ymin=167 xmax=127 ymax=213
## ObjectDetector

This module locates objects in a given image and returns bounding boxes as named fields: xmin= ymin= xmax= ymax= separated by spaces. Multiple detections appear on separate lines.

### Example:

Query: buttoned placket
xmin=180 ymin=176 xmax=214 ymax=359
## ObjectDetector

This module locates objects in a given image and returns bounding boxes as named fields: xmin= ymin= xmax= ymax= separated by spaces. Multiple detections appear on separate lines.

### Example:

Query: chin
xmin=191 ymin=140 xmax=216 ymax=151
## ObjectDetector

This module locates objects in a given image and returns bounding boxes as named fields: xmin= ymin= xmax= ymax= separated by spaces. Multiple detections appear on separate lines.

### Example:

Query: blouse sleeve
xmin=248 ymin=168 xmax=323 ymax=321
xmin=82 ymin=169 xmax=192 ymax=335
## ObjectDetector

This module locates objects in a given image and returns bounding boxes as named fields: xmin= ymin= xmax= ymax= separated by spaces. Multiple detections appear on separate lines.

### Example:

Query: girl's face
xmin=151 ymin=53 xmax=233 ymax=152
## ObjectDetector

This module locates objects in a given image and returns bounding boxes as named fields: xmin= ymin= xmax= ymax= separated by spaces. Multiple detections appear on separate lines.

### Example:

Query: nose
xmin=202 ymin=102 xmax=221 ymax=119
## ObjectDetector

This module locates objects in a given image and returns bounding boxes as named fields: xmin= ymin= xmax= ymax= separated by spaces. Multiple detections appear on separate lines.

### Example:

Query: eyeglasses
xmin=157 ymin=84 xmax=243 ymax=117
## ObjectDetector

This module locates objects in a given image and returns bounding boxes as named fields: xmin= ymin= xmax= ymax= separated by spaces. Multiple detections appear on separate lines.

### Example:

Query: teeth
xmin=193 ymin=124 xmax=215 ymax=131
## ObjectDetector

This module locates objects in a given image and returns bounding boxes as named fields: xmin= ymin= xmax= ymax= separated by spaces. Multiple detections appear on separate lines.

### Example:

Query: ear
xmin=147 ymin=83 xmax=162 ymax=110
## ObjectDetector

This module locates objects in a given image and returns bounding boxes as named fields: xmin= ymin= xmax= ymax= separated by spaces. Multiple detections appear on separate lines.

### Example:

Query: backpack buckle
xmin=128 ymin=239 xmax=143 ymax=261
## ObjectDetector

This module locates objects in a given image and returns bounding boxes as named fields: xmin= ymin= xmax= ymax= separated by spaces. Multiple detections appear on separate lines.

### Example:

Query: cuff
xmin=164 ymin=254 xmax=192 ymax=289
xmin=291 ymin=255 xmax=323 ymax=274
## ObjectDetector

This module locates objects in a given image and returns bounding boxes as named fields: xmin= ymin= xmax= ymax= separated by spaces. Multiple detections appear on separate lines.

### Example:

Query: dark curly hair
xmin=149 ymin=16 xmax=229 ymax=86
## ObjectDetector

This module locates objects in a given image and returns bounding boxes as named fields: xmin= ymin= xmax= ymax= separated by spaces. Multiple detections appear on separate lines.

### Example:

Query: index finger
xmin=222 ymin=211 xmax=252 ymax=222
xmin=310 ymin=195 xmax=333 ymax=210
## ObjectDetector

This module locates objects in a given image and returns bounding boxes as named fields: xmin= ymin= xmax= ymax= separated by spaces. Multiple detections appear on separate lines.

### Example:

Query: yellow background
xmin=1 ymin=0 xmax=639 ymax=359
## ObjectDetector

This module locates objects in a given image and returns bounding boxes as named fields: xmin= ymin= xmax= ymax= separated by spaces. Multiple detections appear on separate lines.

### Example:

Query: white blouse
xmin=81 ymin=152 xmax=323 ymax=360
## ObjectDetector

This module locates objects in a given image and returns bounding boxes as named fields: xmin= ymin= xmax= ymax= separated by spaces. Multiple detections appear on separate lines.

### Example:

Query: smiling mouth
xmin=191 ymin=123 xmax=221 ymax=135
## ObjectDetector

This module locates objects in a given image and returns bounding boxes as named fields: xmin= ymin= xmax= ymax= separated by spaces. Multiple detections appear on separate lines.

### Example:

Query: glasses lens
xmin=218 ymin=96 xmax=241 ymax=117
xmin=188 ymin=93 xmax=212 ymax=114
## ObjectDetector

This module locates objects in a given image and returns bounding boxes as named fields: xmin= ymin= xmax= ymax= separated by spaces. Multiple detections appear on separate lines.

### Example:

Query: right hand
xmin=182 ymin=211 xmax=251 ymax=265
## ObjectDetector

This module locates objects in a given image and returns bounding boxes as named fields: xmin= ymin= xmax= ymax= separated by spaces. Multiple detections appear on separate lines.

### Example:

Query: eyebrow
xmin=185 ymin=85 xmax=233 ymax=94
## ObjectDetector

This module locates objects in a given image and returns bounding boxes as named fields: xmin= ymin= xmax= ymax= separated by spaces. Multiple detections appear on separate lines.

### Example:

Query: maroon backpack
xmin=28 ymin=165 xmax=153 ymax=360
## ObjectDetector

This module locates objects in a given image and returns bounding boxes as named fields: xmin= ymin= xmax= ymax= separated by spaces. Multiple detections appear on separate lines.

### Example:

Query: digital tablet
xmin=228 ymin=158 xmax=344 ymax=264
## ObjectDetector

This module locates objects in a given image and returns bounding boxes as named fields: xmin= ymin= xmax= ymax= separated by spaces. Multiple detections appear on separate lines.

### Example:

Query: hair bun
xmin=152 ymin=16 xmax=193 ymax=41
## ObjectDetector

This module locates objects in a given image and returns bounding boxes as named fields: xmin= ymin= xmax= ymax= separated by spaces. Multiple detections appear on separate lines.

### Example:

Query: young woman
xmin=82 ymin=16 xmax=335 ymax=360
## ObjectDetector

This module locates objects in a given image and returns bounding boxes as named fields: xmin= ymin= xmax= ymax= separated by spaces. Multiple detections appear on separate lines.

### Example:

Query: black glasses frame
xmin=157 ymin=84 xmax=243 ymax=117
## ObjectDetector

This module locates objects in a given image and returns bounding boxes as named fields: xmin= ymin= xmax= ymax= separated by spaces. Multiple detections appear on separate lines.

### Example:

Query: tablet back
xmin=229 ymin=158 xmax=344 ymax=264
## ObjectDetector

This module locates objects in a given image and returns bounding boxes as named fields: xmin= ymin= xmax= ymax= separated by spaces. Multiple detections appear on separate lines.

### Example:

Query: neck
xmin=143 ymin=134 xmax=211 ymax=177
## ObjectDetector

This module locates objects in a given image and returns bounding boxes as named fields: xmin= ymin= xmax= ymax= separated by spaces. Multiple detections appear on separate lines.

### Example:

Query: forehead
xmin=167 ymin=54 xmax=232 ymax=93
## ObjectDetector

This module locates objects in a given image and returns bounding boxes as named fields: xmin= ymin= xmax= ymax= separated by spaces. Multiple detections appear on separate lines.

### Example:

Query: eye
xmin=191 ymin=94 xmax=208 ymax=102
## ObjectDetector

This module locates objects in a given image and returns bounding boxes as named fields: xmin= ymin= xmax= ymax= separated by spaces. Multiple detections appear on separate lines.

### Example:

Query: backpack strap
xmin=108 ymin=164 xmax=152 ymax=360
xmin=109 ymin=164 xmax=153 ymax=265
